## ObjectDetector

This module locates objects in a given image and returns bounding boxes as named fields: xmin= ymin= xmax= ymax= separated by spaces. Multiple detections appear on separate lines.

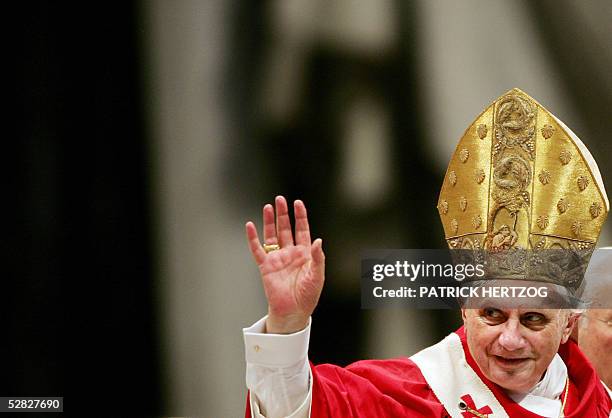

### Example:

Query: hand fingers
xmin=294 ymin=200 xmax=311 ymax=247
xmin=275 ymin=196 xmax=294 ymax=248
xmin=245 ymin=221 xmax=266 ymax=265
xmin=310 ymin=238 xmax=325 ymax=284
xmin=262 ymin=204 xmax=278 ymax=245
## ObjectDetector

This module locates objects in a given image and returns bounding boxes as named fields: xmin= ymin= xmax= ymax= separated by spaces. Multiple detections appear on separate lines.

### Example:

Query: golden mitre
xmin=438 ymin=88 xmax=609 ymax=290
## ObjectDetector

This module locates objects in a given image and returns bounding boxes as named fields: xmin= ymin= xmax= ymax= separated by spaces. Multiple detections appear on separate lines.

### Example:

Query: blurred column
xmin=147 ymin=1 xmax=266 ymax=416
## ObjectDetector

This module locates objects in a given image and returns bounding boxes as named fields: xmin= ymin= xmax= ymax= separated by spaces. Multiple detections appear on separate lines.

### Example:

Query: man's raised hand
xmin=245 ymin=196 xmax=325 ymax=334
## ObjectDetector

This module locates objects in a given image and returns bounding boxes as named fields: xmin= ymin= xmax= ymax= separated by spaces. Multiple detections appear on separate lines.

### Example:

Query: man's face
xmin=577 ymin=309 xmax=612 ymax=389
xmin=462 ymin=308 xmax=575 ymax=392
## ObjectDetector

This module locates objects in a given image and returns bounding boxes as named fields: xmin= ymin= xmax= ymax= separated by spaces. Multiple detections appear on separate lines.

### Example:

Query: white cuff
xmin=244 ymin=316 xmax=313 ymax=418
xmin=249 ymin=367 xmax=313 ymax=418
xmin=243 ymin=316 xmax=311 ymax=367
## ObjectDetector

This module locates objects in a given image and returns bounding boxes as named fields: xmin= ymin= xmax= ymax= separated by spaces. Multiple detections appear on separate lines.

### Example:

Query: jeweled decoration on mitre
xmin=437 ymin=88 xmax=609 ymax=290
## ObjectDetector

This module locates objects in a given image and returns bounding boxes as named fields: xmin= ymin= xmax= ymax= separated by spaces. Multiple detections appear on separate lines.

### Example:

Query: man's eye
xmin=483 ymin=308 xmax=504 ymax=320
xmin=521 ymin=313 xmax=545 ymax=325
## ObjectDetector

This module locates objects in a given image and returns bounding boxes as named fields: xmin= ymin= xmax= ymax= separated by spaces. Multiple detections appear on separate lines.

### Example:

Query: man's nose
xmin=498 ymin=322 xmax=528 ymax=351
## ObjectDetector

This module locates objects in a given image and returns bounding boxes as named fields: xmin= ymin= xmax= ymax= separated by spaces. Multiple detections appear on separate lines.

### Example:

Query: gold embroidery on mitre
xmin=449 ymin=171 xmax=457 ymax=186
xmin=571 ymin=221 xmax=582 ymax=238
xmin=438 ymin=88 xmax=609 ymax=289
xmin=590 ymin=202 xmax=602 ymax=218
xmin=536 ymin=215 xmax=549 ymax=230
xmin=539 ymin=169 xmax=551 ymax=185
xmin=438 ymin=200 xmax=449 ymax=215
xmin=477 ymin=124 xmax=488 ymax=139
xmin=475 ymin=169 xmax=485 ymax=184
xmin=541 ymin=124 xmax=555 ymax=139
xmin=493 ymin=94 xmax=536 ymax=160
xmin=575 ymin=241 xmax=594 ymax=250
xmin=450 ymin=219 xmax=458 ymax=233
xmin=559 ymin=149 xmax=572 ymax=165
xmin=557 ymin=198 xmax=569 ymax=214
xmin=577 ymin=175 xmax=589 ymax=191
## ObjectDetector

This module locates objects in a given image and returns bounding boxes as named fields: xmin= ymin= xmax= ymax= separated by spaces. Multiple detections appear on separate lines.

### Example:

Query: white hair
xmin=581 ymin=247 xmax=612 ymax=308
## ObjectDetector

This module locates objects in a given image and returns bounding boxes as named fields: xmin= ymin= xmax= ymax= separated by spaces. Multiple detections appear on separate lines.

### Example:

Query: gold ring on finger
xmin=263 ymin=243 xmax=280 ymax=253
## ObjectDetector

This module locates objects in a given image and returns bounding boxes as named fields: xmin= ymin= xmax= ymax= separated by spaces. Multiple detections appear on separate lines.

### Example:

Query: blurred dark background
xmin=11 ymin=1 xmax=159 ymax=415
xmin=9 ymin=0 xmax=612 ymax=416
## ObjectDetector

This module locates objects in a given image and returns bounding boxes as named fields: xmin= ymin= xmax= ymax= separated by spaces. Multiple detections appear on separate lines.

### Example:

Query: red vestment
xmin=246 ymin=327 xmax=612 ymax=417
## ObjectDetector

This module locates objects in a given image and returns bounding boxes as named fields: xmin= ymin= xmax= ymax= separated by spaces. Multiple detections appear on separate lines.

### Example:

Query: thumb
xmin=310 ymin=238 xmax=325 ymax=284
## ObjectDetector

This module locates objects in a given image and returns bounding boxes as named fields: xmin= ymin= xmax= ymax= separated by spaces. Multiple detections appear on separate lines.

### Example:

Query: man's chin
xmin=488 ymin=368 xmax=537 ymax=393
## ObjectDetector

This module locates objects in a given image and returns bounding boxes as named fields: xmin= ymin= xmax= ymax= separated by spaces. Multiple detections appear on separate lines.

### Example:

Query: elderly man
xmin=574 ymin=247 xmax=612 ymax=396
xmin=243 ymin=90 xmax=612 ymax=417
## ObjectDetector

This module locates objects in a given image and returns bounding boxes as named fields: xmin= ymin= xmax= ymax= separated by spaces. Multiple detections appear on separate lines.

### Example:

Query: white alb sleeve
xmin=243 ymin=316 xmax=312 ymax=418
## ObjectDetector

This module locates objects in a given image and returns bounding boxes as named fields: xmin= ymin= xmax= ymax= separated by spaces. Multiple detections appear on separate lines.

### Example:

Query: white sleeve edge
xmin=249 ymin=366 xmax=313 ymax=418
xmin=243 ymin=316 xmax=312 ymax=367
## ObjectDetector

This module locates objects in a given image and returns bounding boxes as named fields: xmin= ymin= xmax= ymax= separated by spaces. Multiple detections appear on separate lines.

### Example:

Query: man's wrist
xmin=265 ymin=313 xmax=309 ymax=334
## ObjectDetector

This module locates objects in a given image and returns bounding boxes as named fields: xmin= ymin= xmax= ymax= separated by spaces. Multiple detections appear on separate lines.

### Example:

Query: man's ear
xmin=561 ymin=312 xmax=581 ymax=344
xmin=569 ymin=322 xmax=579 ymax=342
xmin=461 ymin=308 xmax=468 ymax=324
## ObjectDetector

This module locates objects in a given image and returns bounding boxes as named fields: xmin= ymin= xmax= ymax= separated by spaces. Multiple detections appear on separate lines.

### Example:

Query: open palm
xmin=246 ymin=196 xmax=325 ymax=334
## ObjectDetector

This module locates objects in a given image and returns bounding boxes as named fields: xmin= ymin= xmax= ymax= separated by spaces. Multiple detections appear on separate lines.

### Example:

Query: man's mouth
xmin=492 ymin=355 xmax=530 ymax=368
